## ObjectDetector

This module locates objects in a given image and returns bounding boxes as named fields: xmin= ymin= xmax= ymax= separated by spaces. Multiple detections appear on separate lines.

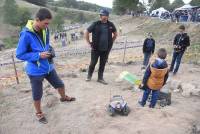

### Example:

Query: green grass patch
xmin=184 ymin=43 xmax=200 ymax=65
xmin=2 ymin=37 xmax=18 ymax=49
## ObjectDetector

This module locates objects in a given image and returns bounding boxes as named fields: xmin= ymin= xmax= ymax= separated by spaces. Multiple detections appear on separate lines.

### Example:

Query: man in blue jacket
xmin=16 ymin=8 xmax=75 ymax=124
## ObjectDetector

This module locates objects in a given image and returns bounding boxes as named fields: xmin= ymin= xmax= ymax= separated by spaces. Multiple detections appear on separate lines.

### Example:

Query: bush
xmin=3 ymin=37 xmax=18 ymax=49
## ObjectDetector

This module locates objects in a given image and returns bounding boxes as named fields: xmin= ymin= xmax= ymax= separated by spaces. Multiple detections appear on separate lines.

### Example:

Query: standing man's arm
xmin=185 ymin=35 xmax=190 ymax=47
xmin=84 ymin=30 xmax=91 ymax=46
xmin=143 ymin=39 xmax=147 ymax=53
xmin=112 ymin=32 xmax=117 ymax=42
xmin=85 ymin=22 xmax=95 ymax=47
xmin=111 ymin=23 xmax=118 ymax=43
xmin=173 ymin=34 xmax=178 ymax=46
xmin=152 ymin=39 xmax=155 ymax=54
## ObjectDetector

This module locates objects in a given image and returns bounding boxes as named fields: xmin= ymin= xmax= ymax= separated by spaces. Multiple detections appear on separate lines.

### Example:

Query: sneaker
xmin=86 ymin=76 xmax=91 ymax=81
xmin=149 ymin=105 xmax=155 ymax=108
xmin=141 ymin=66 xmax=146 ymax=70
xmin=172 ymin=72 xmax=177 ymax=76
xmin=138 ymin=101 xmax=145 ymax=107
xmin=97 ymin=79 xmax=108 ymax=85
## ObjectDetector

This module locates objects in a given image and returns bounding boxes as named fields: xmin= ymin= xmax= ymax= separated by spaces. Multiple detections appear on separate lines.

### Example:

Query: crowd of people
xmin=53 ymin=30 xmax=84 ymax=47
xmin=173 ymin=9 xmax=200 ymax=22
xmin=149 ymin=6 xmax=200 ymax=22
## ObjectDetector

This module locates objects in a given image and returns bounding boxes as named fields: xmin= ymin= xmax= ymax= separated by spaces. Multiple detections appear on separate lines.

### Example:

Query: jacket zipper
xmin=33 ymin=31 xmax=51 ymax=74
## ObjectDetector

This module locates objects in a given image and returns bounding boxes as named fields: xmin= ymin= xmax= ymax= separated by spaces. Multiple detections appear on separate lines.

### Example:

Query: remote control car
xmin=108 ymin=95 xmax=130 ymax=116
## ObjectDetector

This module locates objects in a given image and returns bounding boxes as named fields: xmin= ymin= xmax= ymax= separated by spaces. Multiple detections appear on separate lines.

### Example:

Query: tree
xmin=170 ymin=0 xmax=185 ymax=11
xmin=3 ymin=0 xmax=31 ymax=28
xmin=190 ymin=0 xmax=200 ymax=6
xmin=51 ymin=11 xmax=65 ymax=30
xmin=72 ymin=12 xmax=87 ymax=23
xmin=24 ymin=0 xmax=47 ymax=6
xmin=3 ymin=0 xmax=19 ymax=26
xmin=136 ymin=2 xmax=146 ymax=13
xmin=113 ymin=0 xmax=127 ymax=15
xmin=17 ymin=8 xmax=31 ymax=29
xmin=56 ymin=0 xmax=78 ymax=8
xmin=150 ymin=0 xmax=170 ymax=11
xmin=113 ymin=0 xmax=139 ymax=15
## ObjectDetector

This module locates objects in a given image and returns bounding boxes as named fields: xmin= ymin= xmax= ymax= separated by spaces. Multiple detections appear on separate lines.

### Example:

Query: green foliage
xmin=169 ymin=0 xmax=185 ymax=11
xmin=17 ymin=7 xmax=32 ymax=29
xmin=3 ymin=0 xmax=31 ymax=28
xmin=51 ymin=10 xmax=65 ymax=30
xmin=24 ymin=0 xmax=47 ymax=6
xmin=137 ymin=2 xmax=146 ymax=13
xmin=51 ymin=0 xmax=103 ymax=12
xmin=113 ymin=0 xmax=139 ymax=15
xmin=71 ymin=12 xmax=89 ymax=23
xmin=49 ymin=6 xmax=98 ymax=24
xmin=190 ymin=0 xmax=200 ymax=6
xmin=2 ymin=37 xmax=18 ymax=49
xmin=150 ymin=0 xmax=170 ymax=11
xmin=3 ymin=0 xmax=19 ymax=26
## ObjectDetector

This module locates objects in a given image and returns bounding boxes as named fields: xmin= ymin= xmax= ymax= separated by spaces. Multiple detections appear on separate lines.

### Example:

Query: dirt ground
xmin=0 ymin=17 xmax=200 ymax=134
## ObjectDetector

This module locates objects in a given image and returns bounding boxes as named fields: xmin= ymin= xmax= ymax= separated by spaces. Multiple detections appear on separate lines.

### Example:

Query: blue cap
xmin=99 ymin=9 xmax=109 ymax=16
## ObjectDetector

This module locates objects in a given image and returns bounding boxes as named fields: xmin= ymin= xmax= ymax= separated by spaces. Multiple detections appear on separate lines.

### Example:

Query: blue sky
xmin=77 ymin=0 xmax=192 ymax=8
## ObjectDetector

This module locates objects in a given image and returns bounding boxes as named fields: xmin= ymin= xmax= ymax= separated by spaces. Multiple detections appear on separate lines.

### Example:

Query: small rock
xmin=45 ymin=95 xmax=58 ymax=108
xmin=79 ymin=68 xmax=87 ymax=72
xmin=19 ymin=88 xmax=31 ymax=93
xmin=191 ymin=88 xmax=200 ymax=96
xmin=173 ymin=89 xmax=181 ymax=93
xmin=181 ymin=90 xmax=191 ymax=97
xmin=169 ymin=80 xmax=182 ymax=91
xmin=60 ymin=72 xmax=78 ymax=78
xmin=181 ymin=83 xmax=196 ymax=97
xmin=122 ymin=86 xmax=133 ymax=91
xmin=188 ymin=68 xmax=200 ymax=73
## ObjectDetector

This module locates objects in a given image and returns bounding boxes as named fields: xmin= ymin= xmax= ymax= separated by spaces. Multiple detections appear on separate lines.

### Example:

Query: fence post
xmin=122 ymin=36 xmax=127 ymax=64
xmin=11 ymin=52 xmax=19 ymax=84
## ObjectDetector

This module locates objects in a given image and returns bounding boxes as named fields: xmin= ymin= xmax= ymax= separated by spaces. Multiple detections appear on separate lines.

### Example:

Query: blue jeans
xmin=143 ymin=52 xmax=152 ymax=67
xmin=141 ymin=88 xmax=159 ymax=108
xmin=170 ymin=51 xmax=184 ymax=74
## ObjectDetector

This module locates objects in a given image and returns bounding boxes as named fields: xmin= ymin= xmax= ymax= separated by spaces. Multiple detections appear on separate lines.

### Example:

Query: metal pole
xmin=11 ymin=52 xmax=19 ymax=84
xmin=122 ymin=36 xmax=127 ymax=64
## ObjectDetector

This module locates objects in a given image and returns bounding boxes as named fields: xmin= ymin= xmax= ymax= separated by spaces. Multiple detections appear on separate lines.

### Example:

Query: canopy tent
xmin=151 ymin=7 xmax=169 ymax=17
xmin=175 ymin=4 xmax=197 ymax=11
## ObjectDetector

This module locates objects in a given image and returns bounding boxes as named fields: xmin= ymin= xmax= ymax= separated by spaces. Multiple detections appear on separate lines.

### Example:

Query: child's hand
xmin=139 ymin=84 xmax=144 ymax=90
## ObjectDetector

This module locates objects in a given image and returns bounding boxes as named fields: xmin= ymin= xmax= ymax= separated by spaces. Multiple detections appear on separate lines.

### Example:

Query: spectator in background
xmin=142 ymin=32 xmax=155 ymax=70
xmin=169 ymin=25 xmax=190 ymax=75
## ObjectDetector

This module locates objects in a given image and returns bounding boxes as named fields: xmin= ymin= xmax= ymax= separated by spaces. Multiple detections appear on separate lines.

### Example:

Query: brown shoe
xmin=36 ymin=112 xmax=48 ymax=124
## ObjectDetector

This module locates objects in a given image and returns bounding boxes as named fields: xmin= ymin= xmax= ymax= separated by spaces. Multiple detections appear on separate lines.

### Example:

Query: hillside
xmin=0 ymin=0 xmax=107 ymax=49
xmin=0 ymin=15 xmax=200 ymax=134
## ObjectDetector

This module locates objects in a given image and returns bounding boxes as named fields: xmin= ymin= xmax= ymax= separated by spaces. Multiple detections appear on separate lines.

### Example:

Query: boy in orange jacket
xmin=139 ymin=48 xmax=169 ymax=108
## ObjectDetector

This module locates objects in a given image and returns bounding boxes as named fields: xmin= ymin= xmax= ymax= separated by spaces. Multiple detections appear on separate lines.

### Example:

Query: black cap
xmin=99 ymin=9 xmax=109 ymax=16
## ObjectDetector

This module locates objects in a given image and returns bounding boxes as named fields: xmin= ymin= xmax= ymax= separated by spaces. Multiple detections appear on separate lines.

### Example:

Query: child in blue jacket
xmin=139 ymin=48 xmax=169 ymax=108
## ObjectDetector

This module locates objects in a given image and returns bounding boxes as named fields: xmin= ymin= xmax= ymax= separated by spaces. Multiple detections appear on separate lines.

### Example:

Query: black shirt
xmin=87 ymin=21 xmax=116 ymax=51
xmin=34 ymin=29 xmax=45 ymax=46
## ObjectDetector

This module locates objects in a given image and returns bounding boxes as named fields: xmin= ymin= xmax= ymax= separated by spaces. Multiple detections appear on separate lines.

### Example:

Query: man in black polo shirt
xmin=85 ymin=9 xmax=118 ymax=85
